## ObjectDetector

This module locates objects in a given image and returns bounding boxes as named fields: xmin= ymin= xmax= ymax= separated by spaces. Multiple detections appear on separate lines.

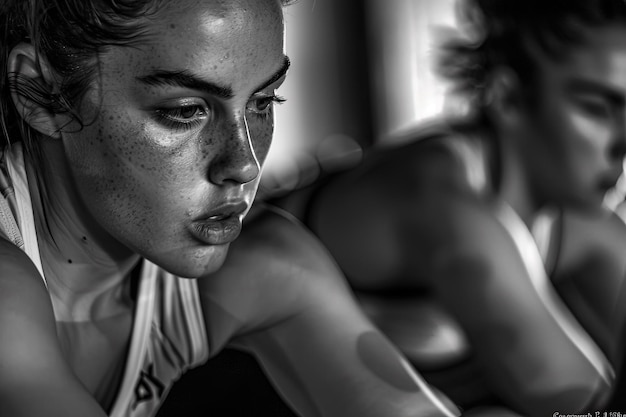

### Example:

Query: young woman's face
xmin=521 ymin=24 xmax=626 ymax=209
xmin=61 ymin=0 xmax=288 ymax=277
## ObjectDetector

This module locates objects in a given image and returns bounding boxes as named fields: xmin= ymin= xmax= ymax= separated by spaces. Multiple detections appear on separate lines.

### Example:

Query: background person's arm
xmin=0 ymin=239 xmax=108 ymax=417
xmin=431 ymin=195 xmax=613 ymax=415
xmin=554 ymin=208 xmax=626 ymax=369
xmin=290 ymin=138 xmax=615 ymax=414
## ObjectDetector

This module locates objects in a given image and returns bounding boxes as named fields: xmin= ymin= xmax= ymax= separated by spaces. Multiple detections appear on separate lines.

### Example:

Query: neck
xmin=497 ymin=134 xmax=545 ymax=227
xmin=25 ymin=139 xmax=140 ymax=319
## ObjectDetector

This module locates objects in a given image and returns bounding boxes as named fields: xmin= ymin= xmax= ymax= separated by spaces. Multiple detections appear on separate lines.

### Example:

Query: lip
xmin=189 ymin=202 xmax=248 ymax=245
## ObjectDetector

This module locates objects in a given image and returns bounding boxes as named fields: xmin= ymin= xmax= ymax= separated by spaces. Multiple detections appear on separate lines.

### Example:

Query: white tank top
xmin=0 ymin=143 xmax=210 ymax=417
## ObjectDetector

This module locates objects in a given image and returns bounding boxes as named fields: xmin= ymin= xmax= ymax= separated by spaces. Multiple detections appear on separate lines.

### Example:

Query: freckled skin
xmin=58 ymin=0 xmax=286 ymax=278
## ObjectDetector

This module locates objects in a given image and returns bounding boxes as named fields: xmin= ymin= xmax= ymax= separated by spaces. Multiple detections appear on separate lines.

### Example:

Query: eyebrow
xmin=565 ymin=78 xmax=626 ymax=107
xmin=136 ymin=55 xmax=291 ymax=99
xmin=255 ymin=55 xmax=291 ymax=92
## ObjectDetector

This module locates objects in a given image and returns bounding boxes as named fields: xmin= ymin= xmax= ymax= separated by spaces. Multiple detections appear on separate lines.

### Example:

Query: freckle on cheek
xmin=356 ymin=331 xmax=421 ymax=393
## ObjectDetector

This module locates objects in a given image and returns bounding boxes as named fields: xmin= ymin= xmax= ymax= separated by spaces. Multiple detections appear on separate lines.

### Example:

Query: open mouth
xmin=190 ymin=214 xmax=242 ymax=245
xmin=189 ymin=202 xmax=248 ymax=245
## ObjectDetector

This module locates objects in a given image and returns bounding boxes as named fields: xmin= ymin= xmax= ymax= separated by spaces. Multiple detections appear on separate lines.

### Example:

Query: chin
xmin=147 ymin=244 xmax=231 ymax=279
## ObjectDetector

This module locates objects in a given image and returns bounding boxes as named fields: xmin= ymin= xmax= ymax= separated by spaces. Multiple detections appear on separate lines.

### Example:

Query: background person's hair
xmin=436 ymin=0 xmax=626 ymax=124
xmin=0 ymin=0 xmax=296 ymax=155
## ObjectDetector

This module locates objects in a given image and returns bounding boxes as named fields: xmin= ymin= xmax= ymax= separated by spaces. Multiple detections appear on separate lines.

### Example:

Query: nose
xmin=208 ymin=115 xmax=261 ymax=185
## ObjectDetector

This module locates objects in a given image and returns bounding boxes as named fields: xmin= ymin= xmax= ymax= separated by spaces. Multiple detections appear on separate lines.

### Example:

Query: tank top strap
xmin=3 ymin=143 xmax=46 ymax=286
xmin=0 ymin=163 xmax=24 ymax=250
xmin=530 ymin=207 xmax=562 ymax=276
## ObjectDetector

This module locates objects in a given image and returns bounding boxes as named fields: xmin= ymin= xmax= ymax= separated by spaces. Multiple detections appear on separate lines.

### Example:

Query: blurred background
xmin=260 ymin=0 xmax=457 ymax=196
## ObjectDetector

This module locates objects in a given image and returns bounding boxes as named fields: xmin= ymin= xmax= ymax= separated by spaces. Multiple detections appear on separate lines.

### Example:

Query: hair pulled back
xmin=0 ymin=0 xmax=296 ymax=152
xmin=0 ymin=0 xmax=164 ymax=151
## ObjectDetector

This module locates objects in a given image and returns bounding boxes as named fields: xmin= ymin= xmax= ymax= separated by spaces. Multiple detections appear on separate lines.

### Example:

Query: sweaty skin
xmin=43 ymin=0 xmax=288 ymax=281
xmin=356 ymin=331 xmax=460 ymax=415
xmin=3 ymin=0 xmax=290 ymax=410
xmin=357 ymin=331 xmax=421 ymax=393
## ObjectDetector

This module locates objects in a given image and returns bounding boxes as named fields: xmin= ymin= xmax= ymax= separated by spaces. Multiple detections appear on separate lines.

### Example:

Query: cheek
xmin=567 ymin=112 xmax=613 ymax=156
xmin=570 ymin=113 xmax=606 ymax=140
xmin=89 ymin=108 xmax=196 ymax=186
xmin=531 ymin=108 xmax=610 ymax=202
xmin=247 ymin=115 xmax=274 ymax=166
xmin=66 ymin=115 xmax=186 ymax=223
xmin=561 ymin=111 xmax=614 ymax=190
xmin=537 ymin=104 xmax=609 ymax=172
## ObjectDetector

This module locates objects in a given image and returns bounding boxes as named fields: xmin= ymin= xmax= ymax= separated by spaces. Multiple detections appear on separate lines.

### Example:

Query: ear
xmin=8 ymin=43 xmax=62 ymax=139
xmin=484 ymin=67 xmax=526 ymax=131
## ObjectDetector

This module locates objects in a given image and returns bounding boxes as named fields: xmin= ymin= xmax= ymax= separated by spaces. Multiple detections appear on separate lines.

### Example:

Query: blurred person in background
xmin=278 ymin=0 xmax=626 ymax=415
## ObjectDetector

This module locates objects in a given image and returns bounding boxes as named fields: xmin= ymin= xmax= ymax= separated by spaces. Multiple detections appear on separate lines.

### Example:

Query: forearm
xmin=0 ymin=377 xmax=107 ymax=417
xmin=241 ymin=311 xmax=460 ymax=417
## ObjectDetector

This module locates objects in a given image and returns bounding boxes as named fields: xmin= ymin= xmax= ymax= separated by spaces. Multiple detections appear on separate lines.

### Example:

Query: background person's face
xmin=60 ymin=0 xmax=287 ymax=277
xmin=520 ymin=24 xmax=626 ymax=210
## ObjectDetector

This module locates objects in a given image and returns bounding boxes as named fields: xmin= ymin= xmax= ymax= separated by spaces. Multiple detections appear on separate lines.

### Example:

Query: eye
xmin=162 ymin=104 xmax=207 ymax=122
xmin=254 ymin=97 xmax=274 ymax=112
xmin=155 ymin=104 xmax=209 ymax=130
xmin=246 ymin=94 xmax=286 ymax=118
xmin=574 ymin=96 xmax=612 ymax=119
xmin=179 ymin=105 xmax=205 ymax=119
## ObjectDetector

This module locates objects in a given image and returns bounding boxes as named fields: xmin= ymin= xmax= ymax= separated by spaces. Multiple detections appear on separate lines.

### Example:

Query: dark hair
xmin=0 ymin=0 xmax=165 ymax=152
xmin=437 ymin=0 xmax=626 ymax=120
xmin=0 ymin=0 xmax=295 ymax=153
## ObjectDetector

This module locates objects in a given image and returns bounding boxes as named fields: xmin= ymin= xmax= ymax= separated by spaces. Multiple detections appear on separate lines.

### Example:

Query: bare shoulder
xmin=198 ymin=203 xmax=351 ymax=348
xmin=428 ymin=194 xmax=519 ymax=263
xmin=318 ymin=135 xmax=469 ymax=209
xmin=0 ymin=237 xmax=53 ymax=328
xmin=304 ymin=135 xmax=474 ymax=289
xmin=230 ymin=203 xmax=342 ymax=282
xmin=0 ymin=238 xmax=105 ymax=416
xmin=0 ymin=237 xmax=56 ymax=368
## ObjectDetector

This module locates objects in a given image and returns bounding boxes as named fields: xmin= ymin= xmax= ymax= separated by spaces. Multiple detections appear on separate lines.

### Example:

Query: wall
xmin=263 ymin=0 xmax=458 ymax=192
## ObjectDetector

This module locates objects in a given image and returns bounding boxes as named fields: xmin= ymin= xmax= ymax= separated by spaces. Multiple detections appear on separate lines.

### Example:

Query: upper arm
xmin=200 ymin=207 xmax=460 ymax=417
xmin=431 ymin=200 xmax=613 ymax=414
xmin=554 ymin=209 xmax=626 ymax=365
xmin=0 ymin=239 xmax=106 ymax=417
